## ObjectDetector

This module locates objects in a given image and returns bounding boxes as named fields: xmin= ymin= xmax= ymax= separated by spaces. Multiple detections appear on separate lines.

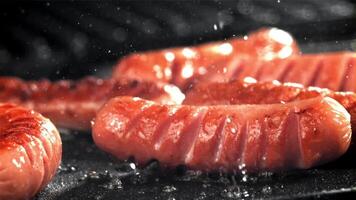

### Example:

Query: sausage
xmin=0 ymin=103 xmax=62 ymax=200
xmin=92 ymin=96 xmax=351 ymax=172
xmin=225 ymin=52 xmax=356 ymax=92
xmin=0 ymin=76 xmax=184 ymax=130
xmin=113 ymin=28 xmax=299 ymax=91
xmin=184 ymin=79 xmax=356 ymax=127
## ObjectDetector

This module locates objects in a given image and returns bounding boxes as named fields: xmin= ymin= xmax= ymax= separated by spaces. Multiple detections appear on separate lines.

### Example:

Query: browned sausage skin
xmin=208 ymin=52 xmax=356 ymax=92
xmin=0 ymin=103 xmax=62 ymax=200
xmin=113 ymin=28 xmax=299 ymax=90
xmin=0 ymin=76 xmax=184 ymax=130
xmin=184 ymin=78 xmax=356 ymax=126
xmin=92 ymin=96 xmax=351 ymax=172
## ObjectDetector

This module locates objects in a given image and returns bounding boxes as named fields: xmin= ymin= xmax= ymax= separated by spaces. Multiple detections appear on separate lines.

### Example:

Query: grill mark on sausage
xmin=257 ymin=117 xmax=267 ymax=170
xmin=238 ymin=120 xmax=249 ymax=167
xmin=254 ymin=62 xmax=265 ymax=81
xmin=340 ymin=57 xmax=354 ymax=92
xmin=212 ymin=116 xmax=227 ymax=164
xmin=170 ymin=60 xmax=181 ymax=86
xmin=284 ymin=111 xmax=302 ymax=168
xmin=153 ymin=107 xmax=180 ymax=151
xmin=182 ymin=108 xmax=207 ymax=164
xmin=21 ymin=137 xmax=36 ymax=168
xmin=124 ymin=102 xmax=155 ymax=140
xmin=308 ymin=58 xmax=324 ymax=87
xmin=229 ymin=59 xmax=244 ymax=81
xmin=278 ymin=59 xmax=295 ymax=82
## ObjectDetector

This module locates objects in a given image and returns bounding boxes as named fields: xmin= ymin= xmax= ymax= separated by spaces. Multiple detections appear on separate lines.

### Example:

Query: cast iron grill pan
xmin=0 ymin=1 xmax=356 ymax=199
xmin=35 ymin=131 xmax=356 ymax=200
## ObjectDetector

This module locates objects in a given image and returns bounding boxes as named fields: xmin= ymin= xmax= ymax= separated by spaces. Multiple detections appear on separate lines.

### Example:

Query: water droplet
xmin=220 ymin=186 xmax=241 ymax=198
xmin=262 ymin=186 xmax=272 ymax=194
xmin=213 ymin=24 xmax=218 ymax=30
xmin=129 ymin=162 xmax=136 ymax=170
xmin=58 ymin=163 xmax=77 ymax=174
xmin=88 ymin=171 xmax=100 ymax=179
xmin=243 ymin=35 xmax=248 ymax=40
xmin=195 ymin=191 xmax=207 ymax=200
xmin=241 ymin=175 xmax=248 ymax=182
xmin=162 ymin=185 xmax=177 ymax=193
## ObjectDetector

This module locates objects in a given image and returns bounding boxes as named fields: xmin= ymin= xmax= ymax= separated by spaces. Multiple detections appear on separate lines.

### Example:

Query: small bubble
xmin=195 ymin=191 xmax=207 ymax=200
xmin=242 ymin=190 xmax=250 ymax=197
xmin=241 ymin=175 xmax=248 ymax=182
xmin=162 ymin=185 xmax=177 ymax=193
xmin=220 ymin=186 xmax=241 ymax=199
xmin=243 ymin=35 xmax=248 ymax=40
xmin=238 ymin=163 xmax=246 ymax=170
xmin=213 ymin=24 xmax=218 ymax=30
xmin=262 ymin=186 xmax=272 ymax=194
xmin=129 ymin=162 xmax=136 ymax=170
xmin=88 ymin=171 xmax=100 ymax=179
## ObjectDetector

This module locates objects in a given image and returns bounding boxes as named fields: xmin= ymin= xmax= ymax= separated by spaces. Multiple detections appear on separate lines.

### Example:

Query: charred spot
xmin=19 ymin=89 xmax=32 ymax=101
xmin=129 ymin=80 xmax=139 ymax=88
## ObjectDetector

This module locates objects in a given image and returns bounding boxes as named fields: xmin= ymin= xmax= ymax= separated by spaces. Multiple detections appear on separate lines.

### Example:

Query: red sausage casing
xmin=92 ymin=96 xmax=351 ymax=172
xmin=0 ymin=104 xmax=62 ymax=200
xmin=114 ymin=28 xmax=299 ymax=90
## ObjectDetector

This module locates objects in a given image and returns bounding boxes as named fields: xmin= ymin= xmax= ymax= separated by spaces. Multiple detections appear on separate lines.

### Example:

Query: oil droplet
xmin=162 ymin=185 xmax=177 ymax=193
xmin=88 ymin=171 xmax=100 ymax=179
xmin=220 ymin=186 xmax=241 ymax=199
xmin=262 ymin=186 xmax=272 ymax=194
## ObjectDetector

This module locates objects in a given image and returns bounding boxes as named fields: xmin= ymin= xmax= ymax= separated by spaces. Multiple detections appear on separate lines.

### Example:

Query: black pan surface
xmin=1 ymin=1 xmax=356 ymax=199
xmin=35 ymin=131 xmax=356 ymax=200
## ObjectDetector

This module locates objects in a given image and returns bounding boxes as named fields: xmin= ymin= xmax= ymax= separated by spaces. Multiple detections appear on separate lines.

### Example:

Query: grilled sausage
xmin=113 ymin=28 xmax=299 ymax=91
xmin=0 ymin=103 xmax=62 ymax=200
xmin=0 ymin=76 xmax=184 ymax=130
xmin=220 ymin=52 xmax=356 ymax=92
xmin=92 ymin=96 xmax=351 ymax=172
xmin=184 ymin=79 xmax=356 ymax=127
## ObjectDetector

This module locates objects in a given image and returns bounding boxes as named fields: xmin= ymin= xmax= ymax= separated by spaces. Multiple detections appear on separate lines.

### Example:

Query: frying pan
xmin=0 ymin=1 xmax=356 ymax=199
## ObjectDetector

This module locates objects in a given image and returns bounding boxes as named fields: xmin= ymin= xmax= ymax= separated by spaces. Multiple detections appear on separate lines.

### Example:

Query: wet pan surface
xmin=35 ymin=131 xmax=356 ymax=200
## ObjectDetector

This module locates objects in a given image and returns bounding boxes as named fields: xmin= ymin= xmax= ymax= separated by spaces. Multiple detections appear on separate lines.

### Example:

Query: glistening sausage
xmin=0 ymin=76 xmax=184 ymax=130
xmin=184 ymin=79 xmax=356 ymax=128
xmin=0 ymin=103 xmax=62 ymax=200
xmin=113 ymin=28 xmax=299 ymax=90
xmin=92 ymin=96 xmax=351 ymax=172
xmin=218 ymin=52 xmax=356 ymax=92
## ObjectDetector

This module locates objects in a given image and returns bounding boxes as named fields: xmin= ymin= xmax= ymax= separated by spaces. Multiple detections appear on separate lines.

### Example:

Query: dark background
xmin=0 ymin=0 xmax=355 ymax=80
xmin=1 ymin=1 xmax=356 ymax=199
